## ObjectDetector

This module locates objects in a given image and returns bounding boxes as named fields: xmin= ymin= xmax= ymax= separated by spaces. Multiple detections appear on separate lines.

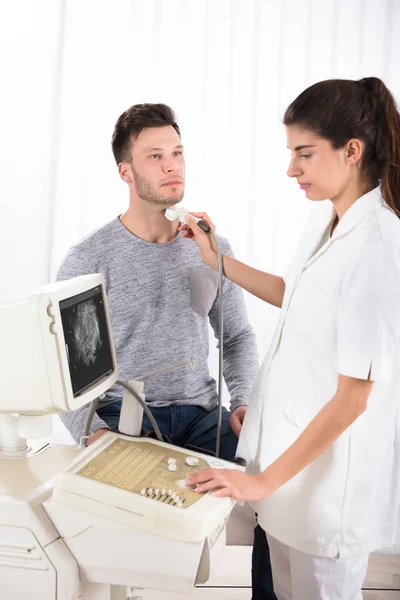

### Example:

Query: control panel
xmin=76 ymin=437 xmax=209 ymax=509
xmin=53 ymin=433 xmax=244 ymax=542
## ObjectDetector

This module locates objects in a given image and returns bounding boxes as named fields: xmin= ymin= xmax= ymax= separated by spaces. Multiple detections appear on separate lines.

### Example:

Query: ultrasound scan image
xmin=60 ymin=286 xmax=114 ymax=396
xmin=70 ymin=299 xmax=103 ymax=367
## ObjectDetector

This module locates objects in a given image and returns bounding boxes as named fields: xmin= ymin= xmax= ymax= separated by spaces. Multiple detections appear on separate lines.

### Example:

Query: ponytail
xmin=358 ymin=77 xmax=400 ymax=216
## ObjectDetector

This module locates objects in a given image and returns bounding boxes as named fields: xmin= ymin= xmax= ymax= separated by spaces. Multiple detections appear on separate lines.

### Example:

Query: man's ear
xmin=118 ymin=161 xmax=133 ymax=184
xmin=345 ymin=138 xmax=364 ymax=165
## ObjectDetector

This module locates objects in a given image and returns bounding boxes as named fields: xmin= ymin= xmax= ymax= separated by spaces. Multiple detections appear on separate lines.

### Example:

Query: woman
xmin=182 ymin=77 xmax=400 ymax=599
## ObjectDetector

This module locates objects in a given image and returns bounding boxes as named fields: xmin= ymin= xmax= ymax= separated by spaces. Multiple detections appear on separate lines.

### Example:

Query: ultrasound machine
xmin=0 ymin=274 xmax=242 ymax=600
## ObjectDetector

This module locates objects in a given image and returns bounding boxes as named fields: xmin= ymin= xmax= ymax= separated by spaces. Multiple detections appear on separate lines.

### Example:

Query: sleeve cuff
xmin=337 ymin=353 xmax=394 ymax=382
xmin=89 ymin=415 xmax=111 ymax=436
xmin=230 ymin=401 xmax=248 ymax=413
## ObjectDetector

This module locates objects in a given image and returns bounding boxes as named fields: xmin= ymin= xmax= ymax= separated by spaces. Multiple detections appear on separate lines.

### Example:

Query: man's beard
xmin=132 ymin=167 xmax=184 ymax=206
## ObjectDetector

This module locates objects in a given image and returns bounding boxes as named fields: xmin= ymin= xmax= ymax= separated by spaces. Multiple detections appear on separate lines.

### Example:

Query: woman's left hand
xmin=185 ymin=468 xmax=273 ymax=502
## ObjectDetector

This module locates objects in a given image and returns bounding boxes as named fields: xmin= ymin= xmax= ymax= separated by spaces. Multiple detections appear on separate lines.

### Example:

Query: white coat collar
xmin=302 ymin=186 xmax=384 ymax=270
xmin=331 ymin=185 xmax=384 ymax=241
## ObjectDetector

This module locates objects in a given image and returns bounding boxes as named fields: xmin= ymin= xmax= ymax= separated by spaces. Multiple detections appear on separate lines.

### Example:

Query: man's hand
xmin=87 ymin=428 xmax=109 ymax=446
xmin=229 ymin=405 xmax=247 ymax=437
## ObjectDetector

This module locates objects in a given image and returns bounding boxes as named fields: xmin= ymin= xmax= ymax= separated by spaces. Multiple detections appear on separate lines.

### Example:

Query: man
xmin=57 ymin=103 xmax=276 ymax=600
xmin=57 ymin=103 xmax=258 ymax=461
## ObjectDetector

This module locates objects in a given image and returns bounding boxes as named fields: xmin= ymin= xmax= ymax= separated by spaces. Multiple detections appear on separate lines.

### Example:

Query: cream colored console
xmin=51 ymin=432 xmax=243 ymax=543
xmin=41 ymin=432 xmax=243 ymax=594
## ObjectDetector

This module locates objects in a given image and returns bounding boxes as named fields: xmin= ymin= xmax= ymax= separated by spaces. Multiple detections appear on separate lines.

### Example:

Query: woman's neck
xmin=331 ymin=179 xmax=376 ymax=221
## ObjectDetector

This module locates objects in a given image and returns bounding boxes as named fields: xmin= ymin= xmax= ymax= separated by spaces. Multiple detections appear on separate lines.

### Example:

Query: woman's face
xmin=285 ymin=125 xmax=354 ymax=202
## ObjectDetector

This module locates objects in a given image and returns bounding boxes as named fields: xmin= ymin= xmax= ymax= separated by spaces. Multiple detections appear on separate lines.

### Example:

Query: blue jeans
xmin=97 ymin=400 xmax=276 ymax=597
xmin=97 ymin=400 xmax=238 ymax=461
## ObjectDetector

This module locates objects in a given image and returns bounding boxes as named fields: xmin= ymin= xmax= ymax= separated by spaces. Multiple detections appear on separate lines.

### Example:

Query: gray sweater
xmin=57 ymin=218 xmax=259 ymax=442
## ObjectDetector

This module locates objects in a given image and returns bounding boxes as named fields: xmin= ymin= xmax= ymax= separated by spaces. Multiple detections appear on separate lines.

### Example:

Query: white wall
xmin=0 ymin=0 xmax=64 ymax=300
xmin=1 ymin=0 xmax=400 ymax=399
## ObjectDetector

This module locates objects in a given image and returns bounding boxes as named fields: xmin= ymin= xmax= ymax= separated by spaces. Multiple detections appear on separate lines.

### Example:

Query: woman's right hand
xmin=179 ymin=212 xmax=219 ymax=271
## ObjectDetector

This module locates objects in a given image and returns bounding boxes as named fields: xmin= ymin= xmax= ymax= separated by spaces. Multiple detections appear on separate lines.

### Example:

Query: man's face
xmin=122 ymin=125 xmax=185 ymax=206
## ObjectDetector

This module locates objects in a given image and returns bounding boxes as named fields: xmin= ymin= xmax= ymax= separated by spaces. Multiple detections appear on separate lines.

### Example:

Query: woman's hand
xmin=185 ymin=468 xmax=274 ymax=502
xmin=179 ymin=212 xmax=219 ymax=270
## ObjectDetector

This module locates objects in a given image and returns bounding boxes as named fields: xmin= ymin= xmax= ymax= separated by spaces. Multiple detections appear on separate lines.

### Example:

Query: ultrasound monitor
xmin=60 ymin=285 xmax=114 ymax=397
xmin=0 ymin=274 xmax=118 ymax=415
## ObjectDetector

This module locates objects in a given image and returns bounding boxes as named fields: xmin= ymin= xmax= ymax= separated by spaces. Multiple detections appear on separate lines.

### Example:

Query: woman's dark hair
xmin=111 ymin=103 xmax=180 ymax=164
xmin=283 ymin=77 xmax=400 ymax=215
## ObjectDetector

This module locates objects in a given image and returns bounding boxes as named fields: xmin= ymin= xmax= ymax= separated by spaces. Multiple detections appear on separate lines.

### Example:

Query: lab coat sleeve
xmin=336 ymin=245 xmax=400 ymax=382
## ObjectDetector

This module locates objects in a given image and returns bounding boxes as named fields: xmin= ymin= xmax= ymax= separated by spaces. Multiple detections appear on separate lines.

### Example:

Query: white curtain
xmin=2 ymin=0 xmax=400 ymax=360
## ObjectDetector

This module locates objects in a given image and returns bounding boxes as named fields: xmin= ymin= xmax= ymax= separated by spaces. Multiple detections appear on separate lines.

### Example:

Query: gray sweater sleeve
xmin=56 ymin=249 xmax=111 ymax=442
xmin=208 ymin=240 xmax=259 ymax=412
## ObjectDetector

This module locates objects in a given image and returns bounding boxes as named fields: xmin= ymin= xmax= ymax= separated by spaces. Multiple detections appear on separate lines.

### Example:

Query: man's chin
xmin=141 ymin=193 xmax=185 ymax=207
xmin=160 ymin=194 xmax=184 ymax=206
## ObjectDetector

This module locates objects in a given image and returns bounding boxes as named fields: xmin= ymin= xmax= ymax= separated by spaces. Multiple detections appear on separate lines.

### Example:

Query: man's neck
xmin=119 ymin=205 xmax=180 ymax=244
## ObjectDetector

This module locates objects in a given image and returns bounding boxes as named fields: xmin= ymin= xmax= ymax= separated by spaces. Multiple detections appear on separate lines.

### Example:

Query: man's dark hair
xmin=111 ymin=103 xmax=180 ymax=164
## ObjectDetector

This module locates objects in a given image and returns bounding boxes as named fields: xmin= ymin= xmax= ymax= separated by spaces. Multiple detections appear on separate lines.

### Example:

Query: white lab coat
xmin=237 ymin=186 xmax=400 ymax=558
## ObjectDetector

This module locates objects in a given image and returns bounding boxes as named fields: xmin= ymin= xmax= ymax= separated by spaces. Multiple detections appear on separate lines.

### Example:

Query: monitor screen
xmin=60 ymin=285 xmax=114 ymax=396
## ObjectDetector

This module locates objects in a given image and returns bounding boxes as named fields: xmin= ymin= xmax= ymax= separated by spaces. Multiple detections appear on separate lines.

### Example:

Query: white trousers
xmin=267 ymin=535 xmax=369 ymax=600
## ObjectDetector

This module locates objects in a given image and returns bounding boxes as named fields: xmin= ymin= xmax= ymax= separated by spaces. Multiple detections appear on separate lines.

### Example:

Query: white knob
xmin=168 ymin=463 xmax=177 ymax=472
xmin=175 ymin=479 xmax=187 ymax=489
xmin=185 ymin=456 xmax=199 ymax=467
xmin=140 ymin=489 xmax=146 ymax=496
xmin=168 ymin=457 xmax=177 ymax=465
xmin=161 ymin=488 xmax=166 ymax=495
